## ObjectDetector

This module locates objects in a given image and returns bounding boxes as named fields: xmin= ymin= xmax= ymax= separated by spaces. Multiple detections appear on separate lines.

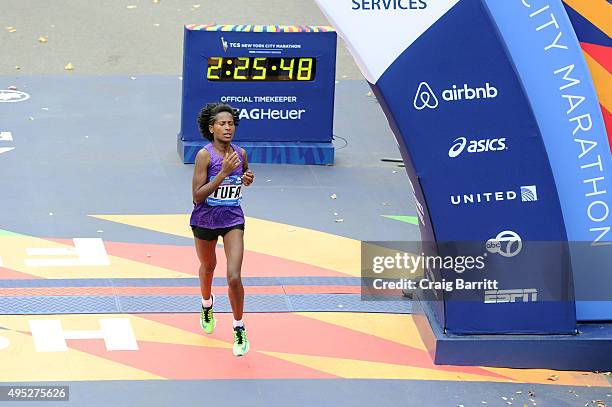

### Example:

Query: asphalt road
xmin=0 ymin=0 xmax=362 ymax=78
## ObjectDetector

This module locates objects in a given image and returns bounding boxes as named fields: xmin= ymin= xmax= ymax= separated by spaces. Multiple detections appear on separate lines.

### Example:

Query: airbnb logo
xmin=413 ymin=82 xmax=439 ymax=110
xmin=413 ymin=81 xmax=499 ymax=110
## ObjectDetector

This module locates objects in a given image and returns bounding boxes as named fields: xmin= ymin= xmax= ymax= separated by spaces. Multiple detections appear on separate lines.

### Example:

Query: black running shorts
xmin=191 ymin=224 xmax=245 ymax=241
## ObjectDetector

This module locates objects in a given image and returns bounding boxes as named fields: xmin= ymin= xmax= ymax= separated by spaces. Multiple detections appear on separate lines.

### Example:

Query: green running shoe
xmin=200 ymin=305 xmax=216 ymax=334
xmin=232 ymin=326 xmax=250 ymax=356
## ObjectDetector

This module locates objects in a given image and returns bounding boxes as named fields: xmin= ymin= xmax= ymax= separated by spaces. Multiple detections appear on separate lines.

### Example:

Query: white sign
xmin=314 ymin=0 xmax=459 ymax=83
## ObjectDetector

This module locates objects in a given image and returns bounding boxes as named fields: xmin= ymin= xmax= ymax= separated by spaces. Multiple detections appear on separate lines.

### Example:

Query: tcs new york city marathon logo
xmin=413 ymin=81 xmax=498 ymax=110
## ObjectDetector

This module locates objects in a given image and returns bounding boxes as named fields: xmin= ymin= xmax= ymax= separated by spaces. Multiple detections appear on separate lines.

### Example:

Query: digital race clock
xmin=207 ymin=57 xmax=317 ymax=81
xmin=178 ymin=25 xmax=337 ymax=165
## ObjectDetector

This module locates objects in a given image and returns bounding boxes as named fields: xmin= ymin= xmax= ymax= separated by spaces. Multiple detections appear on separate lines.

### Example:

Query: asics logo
xmin=448 ymin=138 xmax=467 ymax=157
xmin=448 ymin=137 xmax=507 ymax=158
xmin=413 ymin=82 xmax=438 ymax=110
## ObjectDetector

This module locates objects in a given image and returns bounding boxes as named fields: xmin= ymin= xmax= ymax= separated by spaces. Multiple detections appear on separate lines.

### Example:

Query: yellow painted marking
xmin=129 ymin=315 xmax=231 ymax=349
xmin=90 ymin=214 xmax=361 ymax=276
xmin=296 ymin=312 xmax=427 ymax=351
xmin=59 ymin=314 xmax=231 ymax=349
xmin=2 ymin=313 xmax=230 ymax=350
xmin=260 ymin=351 xmax=510 ymax=382
xmin=563 ymin=0 xmax=612 ymax=37
xmin=0 ymin=233 xmax=191 ymax=279
xmin=583 ymin=51 xmax=611 ymax=113
xmin=244 ymin=217 xmax=360 ymax=276
xmin=262 ymin=351 xmax=611 ymax=386
xmin=91 ymin=214 xmax=193 ymax=237
xmin=0 ymin=316 xmax=162 ymax=382
xmin=482 ymin=366 xmax=611 ymax=387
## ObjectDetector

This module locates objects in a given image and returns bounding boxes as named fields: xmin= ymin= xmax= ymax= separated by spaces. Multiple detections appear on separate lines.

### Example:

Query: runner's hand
xmin=221 ymin=151 xmax=240 ymax=176
xmin=242 ymin=169 xmax=254 ymax=186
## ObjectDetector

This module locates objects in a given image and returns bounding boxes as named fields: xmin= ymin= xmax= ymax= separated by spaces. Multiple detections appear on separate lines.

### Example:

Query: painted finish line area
xmin=0 ymin=278 xmax=411 ymax=314
xmin=1 ymin=75 xmax=610 ymax=405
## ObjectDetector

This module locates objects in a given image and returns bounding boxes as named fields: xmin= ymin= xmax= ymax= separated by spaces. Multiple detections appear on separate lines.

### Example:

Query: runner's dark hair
xmin=197 ymin=103 xmax=240 ymax=141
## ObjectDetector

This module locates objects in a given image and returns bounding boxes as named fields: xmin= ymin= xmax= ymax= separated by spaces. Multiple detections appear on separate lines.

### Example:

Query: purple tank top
xmin=190 ymin=143 xmax=245 ymax=229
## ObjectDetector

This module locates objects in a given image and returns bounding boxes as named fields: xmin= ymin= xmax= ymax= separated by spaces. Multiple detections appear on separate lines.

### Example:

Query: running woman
xmin=190 ymin=103 xmax=254 ymax=356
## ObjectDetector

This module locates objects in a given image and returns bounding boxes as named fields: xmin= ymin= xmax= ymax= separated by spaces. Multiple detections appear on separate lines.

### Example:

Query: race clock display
xmin=207 ymin=57 xmax=317 ymax=81
xmin=178 ymin=24 xmax=337 ymax=165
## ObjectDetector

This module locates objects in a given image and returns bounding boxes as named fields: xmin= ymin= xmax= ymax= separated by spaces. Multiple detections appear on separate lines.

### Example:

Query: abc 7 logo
xmin=486 ymin=231 xmax=522 ymax=258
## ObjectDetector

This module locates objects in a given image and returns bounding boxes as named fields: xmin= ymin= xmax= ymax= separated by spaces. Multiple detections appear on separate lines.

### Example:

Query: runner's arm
xmin=241 ymin=149 xmax=254 ymax=186
xmin=192 ymin=149 xmax=227 ymax=204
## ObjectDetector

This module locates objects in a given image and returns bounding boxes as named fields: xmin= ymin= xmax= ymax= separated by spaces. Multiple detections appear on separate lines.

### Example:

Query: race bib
xmin=206 ymin=175 xmax=242 ymax=206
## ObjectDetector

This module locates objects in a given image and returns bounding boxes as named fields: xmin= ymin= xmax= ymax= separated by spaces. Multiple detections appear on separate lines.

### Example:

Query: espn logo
xmin=484 ymin=288 xmax=538 ymax=304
